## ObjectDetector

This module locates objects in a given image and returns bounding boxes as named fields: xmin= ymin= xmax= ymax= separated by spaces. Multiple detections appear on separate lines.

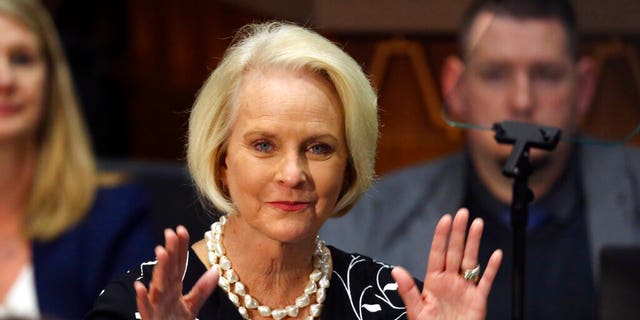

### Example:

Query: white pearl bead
xmin=271 ymin=308 xmax=287 ymax=320
xmin=296 ymin=294 xmax=310 ymax=308
xmin=286 ymin=305 xmax=299 ymax=317
xmin=208 ymin=252 xmax=217 ymax=265
xmin=258 ymin=305 xmax=271 ymax=317
xmin=228 ymin=292 xmax=240 ymax=307
xmin=211 ymin=222 xmax=222 ymax=234
xmin=304 ymin=280 xmax=317 ymax=295
xmin=234 ymin=282 xmax=246 ymax=295
xmin=215 ymin=243 xmax=226 ymax=256
xmin=218 ymin=276 xmax=230 ymax=291
xmin=309 ymin=269 xmax=322 ymax=282
xmin=316 ymin=287 xmax=326 ymax=303
xmin=238 ymin=306 xmax=249 ymax=319
xmin=244 ymin=294 xmax=258 ymax=309
xmin=310 ymin=303 xmax=322 ymax=317
xmin=319 ymin=276 xmax=330 ymax=289
xmin=225 ymin=269 xmax=238 ymax=283
xmin=219 ymin=256 xmax=231 ymax=270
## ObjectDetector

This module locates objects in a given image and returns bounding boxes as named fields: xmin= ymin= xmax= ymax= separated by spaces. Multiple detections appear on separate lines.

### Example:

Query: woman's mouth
xmin=0 ymin=103 xmax=20 ymax=116
xmin=267 ymin=201 xmax=311 ymax=212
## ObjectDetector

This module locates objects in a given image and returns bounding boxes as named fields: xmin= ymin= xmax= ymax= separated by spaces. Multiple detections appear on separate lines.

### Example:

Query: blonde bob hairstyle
xmin=188 ymin=21 xmax=378 ymax=217
xmin=0 ymin=0 xmax=97 ymax=240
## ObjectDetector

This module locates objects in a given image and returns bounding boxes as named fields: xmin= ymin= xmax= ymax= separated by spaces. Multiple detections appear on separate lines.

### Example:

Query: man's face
xmin=450 ymin=12 xmax=590 ymax=165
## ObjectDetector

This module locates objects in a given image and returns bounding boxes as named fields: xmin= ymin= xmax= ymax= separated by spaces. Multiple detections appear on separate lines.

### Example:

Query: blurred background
xmin=42 ymin=0 xmax=640 ymax=176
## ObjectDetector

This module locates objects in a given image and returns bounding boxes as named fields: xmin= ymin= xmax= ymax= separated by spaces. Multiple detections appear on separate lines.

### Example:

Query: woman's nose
xmin=276 ymin=153 xmax=308 ymax=187
xmin=0 ymin=59 xmax=16 ymax=92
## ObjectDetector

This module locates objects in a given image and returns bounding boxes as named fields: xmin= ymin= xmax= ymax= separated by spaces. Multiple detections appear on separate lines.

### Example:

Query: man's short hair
xmin=459 ymin=0 xmax=579 ymax=61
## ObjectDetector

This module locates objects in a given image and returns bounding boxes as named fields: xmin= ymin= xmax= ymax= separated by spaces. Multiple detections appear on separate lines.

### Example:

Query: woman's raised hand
xmin=134 ymin=226 xmax=219 ymax=320
xmin=391 ymin=208 xmax=503 ymax=320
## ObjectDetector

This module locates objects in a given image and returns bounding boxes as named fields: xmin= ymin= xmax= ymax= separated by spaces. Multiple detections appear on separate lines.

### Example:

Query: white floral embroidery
xmin=132 ymin=250 xmax=191 ymax=318
xmin=333 ymin=254 xmax=408 ymax=319
xmin=135 ymin=260 xmax=157 ymax=281
xmin=135 ymin=248 xmax=189 ymax=281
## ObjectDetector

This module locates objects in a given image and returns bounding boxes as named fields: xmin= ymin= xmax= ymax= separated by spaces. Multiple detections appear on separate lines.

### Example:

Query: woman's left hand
xmin=391 ymin=208 xmax=503 ymax=320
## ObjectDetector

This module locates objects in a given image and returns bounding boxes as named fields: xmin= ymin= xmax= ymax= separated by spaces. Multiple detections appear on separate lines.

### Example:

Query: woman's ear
xmin=576 ymin=56 xmax=598 ymax=118
xmin=441 ymin=55 xmax=466 ymax=120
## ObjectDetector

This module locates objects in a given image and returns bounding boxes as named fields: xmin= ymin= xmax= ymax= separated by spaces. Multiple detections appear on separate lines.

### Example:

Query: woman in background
xmin=0 ymin=0 xmax=155 ymax=318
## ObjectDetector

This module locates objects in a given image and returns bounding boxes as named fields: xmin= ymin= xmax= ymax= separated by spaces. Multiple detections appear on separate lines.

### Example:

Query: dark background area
xmin=41 ymin=0 xmax=640 ymax=174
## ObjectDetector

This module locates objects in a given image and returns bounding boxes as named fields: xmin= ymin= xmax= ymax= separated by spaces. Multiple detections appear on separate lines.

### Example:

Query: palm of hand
xmin=135 ymin=226 xmax=219 ymax=320
xmin=417 ymin=272 xmax=488 ymax=320
xmin=141 ymin=284 xmax=200 ymax=320
xmin=392 ymin=209 xmax=502 ymax=320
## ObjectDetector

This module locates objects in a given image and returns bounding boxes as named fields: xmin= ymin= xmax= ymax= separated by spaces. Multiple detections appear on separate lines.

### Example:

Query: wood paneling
xmin=52 ymin=1 xmax=640 ymax=174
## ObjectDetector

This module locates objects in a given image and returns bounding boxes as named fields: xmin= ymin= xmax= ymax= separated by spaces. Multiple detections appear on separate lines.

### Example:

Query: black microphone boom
xmin=491 ymin=120 xmax=562 ymax=320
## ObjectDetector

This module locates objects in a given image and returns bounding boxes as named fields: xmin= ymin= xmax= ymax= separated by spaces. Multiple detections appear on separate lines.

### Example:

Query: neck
xmin=0 ymin=138 xmax=37 ymax=236
xmin=224 ymin=215 xmax=317 ymax=305
xmin=0 ymin=140 xmax=34 ymax=301
xmin=193 ymin=216 xmax=321 ymax=310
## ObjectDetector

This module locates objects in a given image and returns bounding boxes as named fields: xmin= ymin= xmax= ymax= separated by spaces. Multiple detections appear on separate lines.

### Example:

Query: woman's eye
xmin=11 ymin=52 xmax=37 ymax=66
xmin=308 ymin=143 xmax=333 ymax=155
xmin=253 ymin=141 xmax=274 ymax=153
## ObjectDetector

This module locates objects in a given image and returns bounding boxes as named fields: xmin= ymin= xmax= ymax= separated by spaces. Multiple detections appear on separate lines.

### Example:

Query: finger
xmin=477 ymin=249 xmax=503 ymax=297
xmin=134 ymin=281 xmax=153 ymax=319
xmin=149 ymin=245 xmax=183 ymax=304
xmin=176 ymin=225 xmax=190 ymax=278
xmin=150 ymin=246 xmax=168 ymax=295
xmin=461 ymin=217 xmax=483 ymax=271
xmin=445 ymin=208 xmax=470 ymax=273
xmin=391 ymin=266 xmax=422 ymax=319
xmin=185 ymin=267 xmax=220 ymax=313
xmin=426 ymin=214 xmax=452 ymax=276
xmin=163 ymin=229 xmax=180 ymax=280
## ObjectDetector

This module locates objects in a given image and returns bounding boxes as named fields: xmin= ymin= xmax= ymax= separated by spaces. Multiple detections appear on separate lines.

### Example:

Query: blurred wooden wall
xmin=48 ymin=1 xmax=640 ymax=176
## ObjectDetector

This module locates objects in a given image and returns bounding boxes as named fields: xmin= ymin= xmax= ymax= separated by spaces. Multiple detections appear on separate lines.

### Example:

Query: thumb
xmin=391 ymin=266 xmax=422 ymax=319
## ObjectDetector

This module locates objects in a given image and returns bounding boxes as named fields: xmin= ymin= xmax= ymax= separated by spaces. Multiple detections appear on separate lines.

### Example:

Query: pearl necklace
xmin=205 ymin=216 xmax=331 ymax=320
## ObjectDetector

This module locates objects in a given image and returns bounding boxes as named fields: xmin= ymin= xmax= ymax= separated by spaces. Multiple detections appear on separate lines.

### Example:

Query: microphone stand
xmin=492 ymin=121 xmax=562 ymax=320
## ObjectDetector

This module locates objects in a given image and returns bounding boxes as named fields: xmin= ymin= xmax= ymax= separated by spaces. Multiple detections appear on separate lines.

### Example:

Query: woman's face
xmin=0 ymin=13 xmax=46 ymax=143
xmin=221 ymin=67 xmax=347 ymax=244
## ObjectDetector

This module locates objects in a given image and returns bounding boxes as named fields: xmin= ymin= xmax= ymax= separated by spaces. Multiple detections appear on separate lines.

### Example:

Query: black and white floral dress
xmin=87 ymin=245 xmax=421 ymax=319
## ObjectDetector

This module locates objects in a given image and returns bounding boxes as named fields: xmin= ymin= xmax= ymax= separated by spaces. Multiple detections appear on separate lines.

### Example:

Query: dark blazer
xmin=32 ymin=183 xmax=156 ymax=320
xmin=320 ymin=144 xmax=640 ymax=319
xmin=321 ymin=144 xmax=640 ymax=278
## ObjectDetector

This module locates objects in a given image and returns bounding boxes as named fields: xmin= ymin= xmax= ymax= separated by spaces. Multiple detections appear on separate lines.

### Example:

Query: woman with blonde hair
xmin=0 ymin=0 xmax=155 ymax=318
xmin=89 ymin=21 xmax=502 ymax=319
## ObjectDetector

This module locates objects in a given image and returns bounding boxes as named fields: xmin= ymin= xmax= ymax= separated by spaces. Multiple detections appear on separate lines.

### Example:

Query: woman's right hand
xmin=134 ymin=226 xmax=219 ymax=320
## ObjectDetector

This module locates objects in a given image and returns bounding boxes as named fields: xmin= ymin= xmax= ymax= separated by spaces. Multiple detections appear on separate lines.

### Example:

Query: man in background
xmin=321 ymin=0 xmax=640 ymax=319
